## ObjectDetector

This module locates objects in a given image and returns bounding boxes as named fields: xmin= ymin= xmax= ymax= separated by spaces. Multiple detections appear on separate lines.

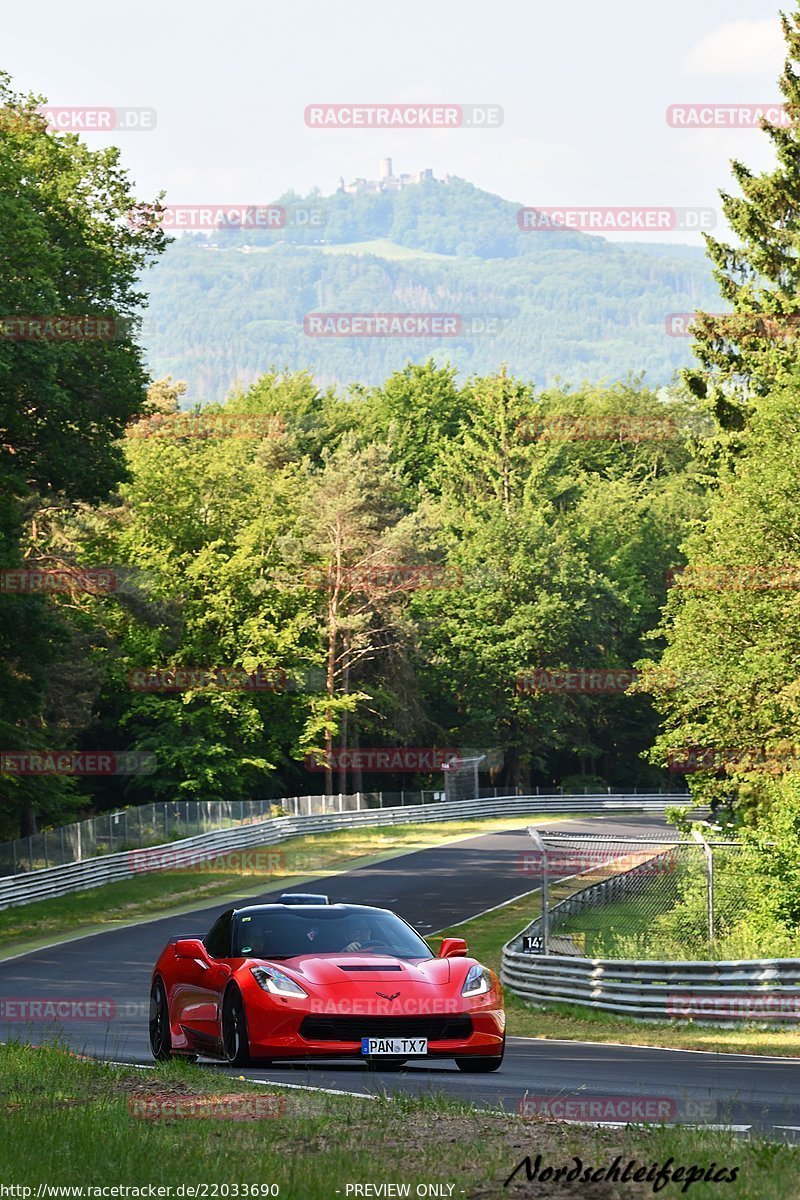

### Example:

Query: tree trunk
xmin=325 ymin=600 xmax=337 ymax=798
xmin=20 ymin=804 xmax=38 ymax=838
xmin=352 ymin=718 xmax=363 ymax=793
xmin=337 ymin=629 xmax=351 ymax=795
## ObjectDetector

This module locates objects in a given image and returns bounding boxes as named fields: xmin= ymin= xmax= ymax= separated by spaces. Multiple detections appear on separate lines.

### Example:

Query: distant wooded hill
xmin=139 ymin=176 xmax=721 ymax=400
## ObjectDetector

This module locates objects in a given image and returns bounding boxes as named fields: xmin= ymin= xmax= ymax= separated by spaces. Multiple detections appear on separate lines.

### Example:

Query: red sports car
xmin=149 ymin=896 xmax=505 ymax=1071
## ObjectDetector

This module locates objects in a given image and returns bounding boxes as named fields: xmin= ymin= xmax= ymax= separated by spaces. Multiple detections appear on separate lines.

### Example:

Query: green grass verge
xmin=1 ymin=1043 xmax=797 ymax=1197
xmin=0 ymin=814 xmax=563 ymax=959
xmin=437 ymin=893 xmax=800 ymax=1059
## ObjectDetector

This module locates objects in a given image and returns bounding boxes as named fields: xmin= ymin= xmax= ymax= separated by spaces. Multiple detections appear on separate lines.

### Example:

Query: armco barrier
xmin=500 ymin=839 xmax=800 ymax=1023
xmin=0 ymin=793 xmax=682 ymax=911
xmin=500 ymin=946 xmax=800 ymax=1022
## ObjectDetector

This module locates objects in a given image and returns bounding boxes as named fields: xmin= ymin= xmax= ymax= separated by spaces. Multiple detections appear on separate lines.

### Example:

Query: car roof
xmin=232 ymin=903 xmax=388 ymax=917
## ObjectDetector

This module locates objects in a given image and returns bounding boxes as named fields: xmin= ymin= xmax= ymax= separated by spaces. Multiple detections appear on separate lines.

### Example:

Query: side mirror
xmin=439 ymin=937 xmax=468 ymax=958
xmin=173 ymin=938 xmax=208 ymax=960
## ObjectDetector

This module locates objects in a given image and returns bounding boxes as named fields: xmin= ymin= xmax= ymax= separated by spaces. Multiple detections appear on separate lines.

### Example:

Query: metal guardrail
xmin=0 ymin=786 xmax=679 ymax=874
xmin=0 ymin=793 xmax=681 ymax=911
xmin=501 ymin=948 xmax=800 ymax=1022
xmin=501 ymin=839 xmax=800 ymax=1023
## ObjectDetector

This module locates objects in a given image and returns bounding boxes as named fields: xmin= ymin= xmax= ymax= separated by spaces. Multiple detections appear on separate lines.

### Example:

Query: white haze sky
xmin=2 ymin=0 xmax=789 ymax=244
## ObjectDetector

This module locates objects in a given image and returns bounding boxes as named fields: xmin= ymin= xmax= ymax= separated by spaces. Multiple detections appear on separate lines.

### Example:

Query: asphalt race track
xmin=2 ymin=815 xmax=799 ymax=1140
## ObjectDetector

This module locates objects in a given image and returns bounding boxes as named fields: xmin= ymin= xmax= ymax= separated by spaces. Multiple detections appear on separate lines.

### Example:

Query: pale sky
xmin=2 ymin=0 xmax=789 ymax=245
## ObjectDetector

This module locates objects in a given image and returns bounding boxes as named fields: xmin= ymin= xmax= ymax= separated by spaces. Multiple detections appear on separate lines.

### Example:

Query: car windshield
xmin=231 ymin=907 xmax=432 ymax=960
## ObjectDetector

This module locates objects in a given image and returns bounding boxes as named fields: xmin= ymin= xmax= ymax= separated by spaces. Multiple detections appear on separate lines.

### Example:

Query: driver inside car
xmin=240 ymin=929 xmax=270 ymax=958
xmin=342 ymin=918 xmax=372 ymax=952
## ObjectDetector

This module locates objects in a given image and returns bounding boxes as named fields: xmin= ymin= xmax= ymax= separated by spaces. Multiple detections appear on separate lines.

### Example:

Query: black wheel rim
xmin=149 ymin=983 xmax=166 ymax=1056
xmin=224 ymin=996 xmax=241 ymax=1061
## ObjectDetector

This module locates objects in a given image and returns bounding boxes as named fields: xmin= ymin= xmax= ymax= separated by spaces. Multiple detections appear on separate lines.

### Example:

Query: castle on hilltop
xmin=337 ymin=159 xmax=448 ymax=195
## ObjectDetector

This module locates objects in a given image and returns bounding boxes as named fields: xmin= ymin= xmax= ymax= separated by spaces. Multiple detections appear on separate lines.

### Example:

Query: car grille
xmin=299 ymin=1015 xmax=473 ymax=1042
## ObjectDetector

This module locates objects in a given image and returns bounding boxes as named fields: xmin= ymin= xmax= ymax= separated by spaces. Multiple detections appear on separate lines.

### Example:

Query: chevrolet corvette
xmin=149 ymin=896 xmax=505 ymax=1071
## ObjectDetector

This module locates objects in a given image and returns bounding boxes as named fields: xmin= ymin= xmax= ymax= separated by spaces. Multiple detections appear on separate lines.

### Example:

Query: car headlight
xmin=251 ymin=966 xmax=308 ymax=998
xmin=461 ymin=964 xmax=493 ymax=996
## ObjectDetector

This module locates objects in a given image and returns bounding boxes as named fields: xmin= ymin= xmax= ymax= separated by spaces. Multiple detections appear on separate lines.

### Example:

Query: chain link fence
xmin=522 ymin=831 xmax=748 ymax=960
xmin=0 ymin=786 xmax=684 ymax=877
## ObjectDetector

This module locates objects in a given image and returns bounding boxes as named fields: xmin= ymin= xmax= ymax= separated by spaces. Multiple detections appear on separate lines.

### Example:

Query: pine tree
xmin=688 ymin=8 xmax=800 ymax=430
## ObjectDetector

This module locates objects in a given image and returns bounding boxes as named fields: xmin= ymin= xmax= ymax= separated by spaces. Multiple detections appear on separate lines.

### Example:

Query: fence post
xmin=692 ymin=829 xmax=714 ymax=950
xmin=527 ymin=827 xmax=549 ymax=955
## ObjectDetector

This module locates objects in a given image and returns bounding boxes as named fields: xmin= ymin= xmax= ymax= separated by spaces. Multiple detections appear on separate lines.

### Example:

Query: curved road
xmin=1 ymin=815 xmax=799 ymax=1139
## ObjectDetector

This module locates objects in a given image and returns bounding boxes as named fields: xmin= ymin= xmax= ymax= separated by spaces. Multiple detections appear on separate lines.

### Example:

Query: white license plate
xmin=361 ymin=1037 xmax=428 ymax=1056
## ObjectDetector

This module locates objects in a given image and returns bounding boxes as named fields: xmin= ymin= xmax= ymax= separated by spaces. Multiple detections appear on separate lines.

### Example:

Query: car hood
xmin=266 ymin=954 xmax=454 ymax=987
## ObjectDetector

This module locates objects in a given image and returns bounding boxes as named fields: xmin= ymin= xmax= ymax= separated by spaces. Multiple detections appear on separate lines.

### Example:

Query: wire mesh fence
xmin=522 ymin=831 xmax=749 ymax=960
xmin=0 ymin=786 xmax=523 ymax=875
xmin=0 ymin=785 xmax=683 ymax=877
xmin=0 ymin=799 xmax=280 ymax=876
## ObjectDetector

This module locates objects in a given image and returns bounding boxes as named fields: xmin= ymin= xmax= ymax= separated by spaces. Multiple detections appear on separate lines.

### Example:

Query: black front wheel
xmin=455 ymin=1037 xmax=505 ymax=1073
xmin=149 ymin=979 xmax=172 ymax=1061
xmin=222 ymin=988 xmax=252 ymax=1067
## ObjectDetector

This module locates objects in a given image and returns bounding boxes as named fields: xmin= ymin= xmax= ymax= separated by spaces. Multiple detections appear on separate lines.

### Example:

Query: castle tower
xmin=379 ymin=157 xmax=393 ymax=180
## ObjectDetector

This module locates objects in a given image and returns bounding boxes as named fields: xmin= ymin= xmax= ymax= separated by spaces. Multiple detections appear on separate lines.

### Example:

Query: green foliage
xmin=645 ymin=370 xmax=800 ymax=820
xmin=0 ymin=73 xmax=165 ymax=836
xmin=687 ymin=10 xmax=800 ymax=427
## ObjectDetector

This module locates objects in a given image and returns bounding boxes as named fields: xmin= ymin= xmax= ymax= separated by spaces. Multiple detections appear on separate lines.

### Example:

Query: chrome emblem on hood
xmin=376 ymin=991 xmax=400 ymax=1001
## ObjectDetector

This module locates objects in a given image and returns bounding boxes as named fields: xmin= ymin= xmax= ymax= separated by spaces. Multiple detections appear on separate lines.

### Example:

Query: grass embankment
xmin=559 ymin=892 xmax=665 ymax=957
xmin=0 ymin=814 xmax=558 ymax=959
xmin=1 ymin=1043 xmax=796 ymax=1197
xmin=436 ymin=894 xmax=800 ymax=1059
